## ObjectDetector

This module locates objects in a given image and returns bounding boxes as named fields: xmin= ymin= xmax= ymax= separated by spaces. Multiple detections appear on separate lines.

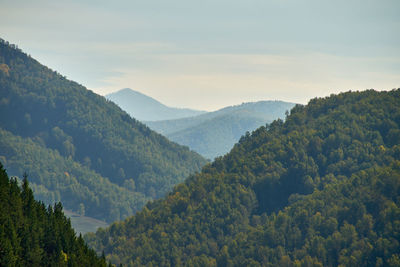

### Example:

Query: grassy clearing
xmin=64 ymin=209 xmax=108 ymax=235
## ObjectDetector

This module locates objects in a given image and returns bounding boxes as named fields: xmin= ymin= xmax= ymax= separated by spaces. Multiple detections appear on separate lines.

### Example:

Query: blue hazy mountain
xmin=146 ymin=101 xmax=296 ymax=159
xmin=106 ymin=88 xmax=207 ymax=121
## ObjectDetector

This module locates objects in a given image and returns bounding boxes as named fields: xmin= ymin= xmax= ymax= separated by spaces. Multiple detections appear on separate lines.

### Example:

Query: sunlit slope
xmin=86 ymin=89 xmax=400 ymax=266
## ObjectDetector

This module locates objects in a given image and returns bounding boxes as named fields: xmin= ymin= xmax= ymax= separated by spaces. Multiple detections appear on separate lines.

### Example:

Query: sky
xmin=1 ymin=0 xmax=399 ymax=111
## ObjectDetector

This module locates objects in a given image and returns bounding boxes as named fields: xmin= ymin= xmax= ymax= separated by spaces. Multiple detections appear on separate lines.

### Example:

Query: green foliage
xmin=0 ymin=39 xmax=207 ymax=223
xmin=0 ymin=162 xmax=109 ymax=266
xmin=0 ymin=128 xmax=149 ymax=223
xmin=85 ymin=89 xmax=400 ymax=266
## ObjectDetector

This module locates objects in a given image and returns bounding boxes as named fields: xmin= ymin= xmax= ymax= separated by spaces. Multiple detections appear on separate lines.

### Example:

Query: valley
xmin=1 ymin=7 xmax=399 ymax=264
xmin=108 ymin=88 xmax=296 ymax=159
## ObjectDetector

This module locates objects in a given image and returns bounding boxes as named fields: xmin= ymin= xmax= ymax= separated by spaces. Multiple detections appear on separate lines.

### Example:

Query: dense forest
xmin=0 ymin=162 xmax=110 ymax=266
xmin=86 ymin=89 xmax=400 ymax=266
xmin=0 ymin=129 xmax=149 ymax=223
xmin=146 ymin=101 xmax=295 ymax=159
xmin=0 ymin=39 xmax=207 ymax=223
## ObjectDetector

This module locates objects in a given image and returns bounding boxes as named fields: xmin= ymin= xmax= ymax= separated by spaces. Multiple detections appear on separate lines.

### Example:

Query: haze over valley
xmin=107 ymin=88 xmax=296 ymax=159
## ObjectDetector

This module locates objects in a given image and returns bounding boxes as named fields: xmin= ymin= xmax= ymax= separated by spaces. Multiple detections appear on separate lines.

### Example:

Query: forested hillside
xmin=146 ymin=101 xmax=295 ymax=159
xmin=86 ymin=89 xmax=400 ymax=266
xmin=0 ymin=39 xmax=207 ymax=223
xmin=0 ymin=129 xmax=149 ymax=223
xmin=106 ymin=88 xmax=206 ymax=121
xmin=0 ymin=162 xmax=109 ymax=266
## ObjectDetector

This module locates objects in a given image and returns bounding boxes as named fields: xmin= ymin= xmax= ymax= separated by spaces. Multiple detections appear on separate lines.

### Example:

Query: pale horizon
xmin=1 ymin=0 xmax=399 ymax=111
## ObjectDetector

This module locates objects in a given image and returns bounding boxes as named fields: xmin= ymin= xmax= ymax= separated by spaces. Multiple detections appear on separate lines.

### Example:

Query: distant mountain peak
xmin=106 ymin=88 xmax=206 ymax=121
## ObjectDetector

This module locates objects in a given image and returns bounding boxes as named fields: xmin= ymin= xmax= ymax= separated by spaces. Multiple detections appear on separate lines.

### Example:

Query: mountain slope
xmin=85 ymin=89 xmax=400 ymax=266
xmin=106 ymin=88 xmax=206 ymax=121
xmin=0 ymin=39 xmax=207 ymax=223
xmin=0 ymin=162 xmax=109 ymax=266
xmin=146 ymin=101 xmax=296 ymax=159
xmin=0 ymin=128 xmax=149 ymax=223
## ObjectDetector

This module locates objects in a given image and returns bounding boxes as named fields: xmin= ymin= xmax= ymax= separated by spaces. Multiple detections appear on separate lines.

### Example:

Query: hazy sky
xmin=1 ymin=0 xmax=399 ymax=111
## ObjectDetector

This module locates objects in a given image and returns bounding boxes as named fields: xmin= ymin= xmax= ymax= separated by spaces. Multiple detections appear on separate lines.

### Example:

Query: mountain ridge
xmin=0 ymin=39 xmax=207 ymax=225
xmin=146 ymin=100 xmax=296 ymax=159
xmin=106 ymin=88 xmax=207 ymax=121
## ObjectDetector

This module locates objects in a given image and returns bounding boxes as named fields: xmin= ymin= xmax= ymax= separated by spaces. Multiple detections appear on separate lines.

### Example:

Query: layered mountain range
xmin=106 ymin=88 xmax=206 ymax=121
xmin=1 ymin=38 xmax=399 ymax=267
xmin=86 ymin=89 xmax=400 ymax=266
xmin=108 ymin=88 xmax=295 ymax=159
